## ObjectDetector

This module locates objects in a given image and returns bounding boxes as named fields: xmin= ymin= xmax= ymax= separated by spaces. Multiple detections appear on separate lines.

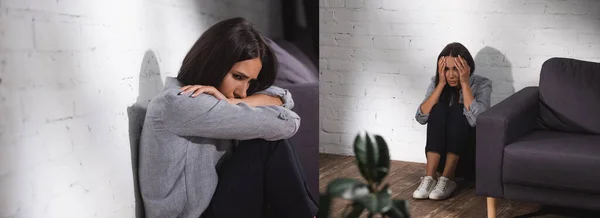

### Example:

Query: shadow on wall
xmin=474 ymin=46 xmax=515 ymax=106
xmin=127 ymin=50 xmax=164 ymax=218
xmin=191 ymin=0 xmax=282 ymax=38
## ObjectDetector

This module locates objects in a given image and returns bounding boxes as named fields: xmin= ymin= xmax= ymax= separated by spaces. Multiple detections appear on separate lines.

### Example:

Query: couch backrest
xmin=538 ymin=57 xmax=600 ymax=135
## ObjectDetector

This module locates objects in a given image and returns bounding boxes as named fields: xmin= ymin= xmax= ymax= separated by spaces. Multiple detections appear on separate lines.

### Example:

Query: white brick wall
xmin=319 ymin=0 xmax=600 ymax=163
xmin=0 ymin=0 xmax=281 ymax=217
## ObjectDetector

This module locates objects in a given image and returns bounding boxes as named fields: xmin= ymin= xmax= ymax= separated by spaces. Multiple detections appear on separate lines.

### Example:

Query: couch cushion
xmin=538 ymin=57 xmax=600 ymax=134
xmin=503 ymin=130 xmax=600 ymax=194
xmin=265 ymin=38 xmax=318 ymax=86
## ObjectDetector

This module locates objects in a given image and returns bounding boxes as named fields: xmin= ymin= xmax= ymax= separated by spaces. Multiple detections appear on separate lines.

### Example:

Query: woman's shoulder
xmin=470 ymin=74 xmax=491 ymax=86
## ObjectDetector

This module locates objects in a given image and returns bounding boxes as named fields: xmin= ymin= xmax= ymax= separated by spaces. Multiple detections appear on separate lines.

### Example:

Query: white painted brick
xmin=382 ymin=0 xmax=423 ymax=11
xmin=491 ymin=80 xmax=517 ymax=95
xmin=340 ymin=71 xmax=376 ymax=84
xmin=321 ymin=96 xmax=362 ymax=109
xmin=320 ymin=46 xmax=354 ymax=59
xmin=533 ymin=29 xmax=579 ymax=45
xmin=320 ymin=143 xmax=354 ymax=155
xmin=345 ymin=0 xmax=364 ymax=9
xmin=1 ymin=0 xmax=283 ymax=216
xmin=320 ymin=83 xmax=365 ymax=96
xmin=328 ymin=59 xmax=364 ymax=71
xmin=545 ymin=1 xmax=589 ymax=15
xmin=352 ymin=22 xmax=392 ymax=35
xmin=320 ymin=70 xmax=342 ymax=83
xmin=391 ymin=23 xmax=439 ymax=37
xmin=578 ymin=33 xmax=600 ymax=45
xmin=34 ymin=20 xmax=82 ymax=51
xmin=365 ymin=0 xmax=383 ymax=9
xmin=320 ymin=108 xmax=338 ymax=119
xmin=589 ymin=2 xmax=600 ymax=19
xmin=357 ymin=98 xmax=396 ymax=112
xmin=320 ymin=34 xmax=337 ymax=46
xmin=0 ymin=18 xmax=35 ymax=51
xmin=365 ymin=86 xmax=401 ymax=98
xmin=409 ymin=38 xmax=446 ymax=51
xmin=322 ymin=120 xmax=344 ymax=133
xmin=320 ymin=132 xmax=341 ymax=144
xmin=338 ymin=112 xmax=377 ymax=130
xmin=373 ymin=36 xmax=409 ymax=49
xmin=335 ymin=34 xmax=373 ymax=48
xmin=320 ymin=0 xmax=345 ymax=8
xmin=319 ymin=0 xmax=600 ymax=162
xmin=339 ymin=133 xmax=356 ymax=147
xmin=320 ymin=21 xmax=354 ymax=34
xmin=320 ymin=9 xmax=335 ymax=21
xmin=488 ymin=29 xmax=535 ymax=44
xmin=363 ymin=61 xmax=401 ymax=73
xmin=320 ymin=58 xmax=328 ymax=69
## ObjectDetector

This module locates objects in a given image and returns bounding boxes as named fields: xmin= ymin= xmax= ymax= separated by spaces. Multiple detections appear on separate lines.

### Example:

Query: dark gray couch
xmin=476 ymin=57 xmax=600 ymax=214
xmin=269 ymin=38 xmax=320 ymax=202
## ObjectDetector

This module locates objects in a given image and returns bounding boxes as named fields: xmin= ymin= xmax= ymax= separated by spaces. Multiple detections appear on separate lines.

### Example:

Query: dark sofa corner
xmin=476 ymin=57 xmax=600 ymax=213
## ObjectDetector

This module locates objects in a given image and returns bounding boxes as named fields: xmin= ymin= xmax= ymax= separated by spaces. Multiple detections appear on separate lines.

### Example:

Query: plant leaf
xmin=326 ymin=178 xmax=369 ymax=200
xmin=353 ymin=133 xmax=372 ymax=182
xmin=317 ymin=195 xmax=332 ymax=218
xmin=373 ymin=135 xmax=391 ymax=185
xmin=343 ymin=203 xmax=364 ymax=218
xmin=355 ymin=184 xmax=393 ymax=213
xmin=384 ymin=199 xmax=411 ymax=218
xmin=365 ymin=133 xmax=379 ymax=184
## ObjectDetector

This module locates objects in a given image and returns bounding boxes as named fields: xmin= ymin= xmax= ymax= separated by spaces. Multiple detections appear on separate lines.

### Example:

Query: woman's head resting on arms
xmin=436 ymin=42 xmax=475 ymax=87
xmin=177 ymin=17 xmax=277 ymax=99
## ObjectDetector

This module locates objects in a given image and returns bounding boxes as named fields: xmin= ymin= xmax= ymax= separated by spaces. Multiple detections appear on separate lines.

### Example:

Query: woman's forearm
xmin=420 ymin=84 xmax=445 ymax=115
xmin=461 ymin=82 xmax=474 ymax=111
xmin=237 ymin=94 xmax=283 ymax=107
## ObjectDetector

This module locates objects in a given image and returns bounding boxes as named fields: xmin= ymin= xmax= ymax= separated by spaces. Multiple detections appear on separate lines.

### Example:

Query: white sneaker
xmin=428 ymin=176 xmax=457 ymax=200
xmin=413 ymin=176 xmax=437 ymax=199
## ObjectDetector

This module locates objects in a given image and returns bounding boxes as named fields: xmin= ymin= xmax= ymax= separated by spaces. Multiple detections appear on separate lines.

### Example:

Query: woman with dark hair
xmin=138 ymin=17 xmax=317 ymax=218
xmin=413 ymin=42 xmax=492 ymax=200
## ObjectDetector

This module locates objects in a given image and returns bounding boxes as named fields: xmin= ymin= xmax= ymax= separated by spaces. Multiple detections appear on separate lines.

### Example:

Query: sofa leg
xmin=487 ymin=197 xmax=497 ymax=218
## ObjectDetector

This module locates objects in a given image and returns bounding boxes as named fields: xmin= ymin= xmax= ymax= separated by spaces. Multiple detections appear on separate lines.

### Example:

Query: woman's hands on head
xmin=455 ymin=55 xmax=471 ymax=84
xmin=437 ymin=56 xmax=447 ymax=86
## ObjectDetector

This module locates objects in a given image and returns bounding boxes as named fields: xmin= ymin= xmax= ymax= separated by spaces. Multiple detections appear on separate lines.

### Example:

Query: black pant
xmin=203 ymin=139 xmax=318 ymax=218
xmin=425 ymin=102 xmax=476 ymax=180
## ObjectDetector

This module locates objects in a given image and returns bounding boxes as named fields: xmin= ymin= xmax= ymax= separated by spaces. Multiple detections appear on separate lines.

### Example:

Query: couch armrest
xmin=278 ymin=82 xmax=319 ymax=201
xmin=476 ymin=87 xmax=539 ymax=198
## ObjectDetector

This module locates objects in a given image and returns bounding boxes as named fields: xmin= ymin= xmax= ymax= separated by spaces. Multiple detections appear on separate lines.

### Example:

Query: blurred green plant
xmin=318 ymin=132 xmax=410 ymax=218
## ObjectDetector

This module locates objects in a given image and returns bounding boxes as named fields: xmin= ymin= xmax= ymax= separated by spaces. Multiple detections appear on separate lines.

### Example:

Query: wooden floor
xmin=319 ymin=154 xmax=600 ymax=218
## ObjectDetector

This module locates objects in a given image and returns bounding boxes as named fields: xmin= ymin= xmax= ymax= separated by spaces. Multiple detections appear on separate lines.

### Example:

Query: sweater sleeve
xmin=463 ymin=78 xmax=492 ymax=127
xmin=161 ymin=89 xmax=300 ymax=141
xmin=254 ymin=85 xmax=294 ymax=110
xmin=415 ymin=77 xmax=437 ymax=125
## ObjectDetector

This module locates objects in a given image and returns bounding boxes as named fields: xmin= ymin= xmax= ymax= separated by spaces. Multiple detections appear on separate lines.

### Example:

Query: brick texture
xmin=319 ymin=0 xmax=600 ymax=161
xmin=0 ymin=0 xmax=282 ymax=217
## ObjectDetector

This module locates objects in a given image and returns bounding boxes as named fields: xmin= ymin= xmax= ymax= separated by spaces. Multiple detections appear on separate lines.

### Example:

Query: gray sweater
xmin=415 ymin=74 xmax=492 ymax=127
xmin=138 ymin=77 xmax=300 ymax=218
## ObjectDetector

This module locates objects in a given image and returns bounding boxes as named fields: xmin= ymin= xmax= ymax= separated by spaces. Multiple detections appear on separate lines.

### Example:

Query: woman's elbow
xmin=264 ymin=117 xmax=301 ymax=141
xmin=281 ymin=118 xmax=301 ymax=139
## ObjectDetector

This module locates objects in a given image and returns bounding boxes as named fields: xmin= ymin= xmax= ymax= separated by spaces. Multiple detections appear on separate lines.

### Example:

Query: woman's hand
xmin=437 ymin=57 xmax=447 ymax=86
xmin=179 ymin=85 xmax=227 ymax=100
xmin=456 ymin=55 xmax=470 ymax=85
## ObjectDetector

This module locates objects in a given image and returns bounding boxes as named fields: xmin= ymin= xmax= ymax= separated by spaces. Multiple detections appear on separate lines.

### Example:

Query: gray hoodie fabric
xmin=138 ymin=77 xmax=300 ymax=218
xmin=415 ymin=74 xmax=492 ymax=127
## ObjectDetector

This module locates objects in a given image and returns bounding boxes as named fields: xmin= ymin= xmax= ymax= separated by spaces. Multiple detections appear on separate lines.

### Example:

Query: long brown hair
xmin=435 ymin=42 xmax=475 ymax=104
xmin=177 ymin=17 xmax=278 ymax=95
